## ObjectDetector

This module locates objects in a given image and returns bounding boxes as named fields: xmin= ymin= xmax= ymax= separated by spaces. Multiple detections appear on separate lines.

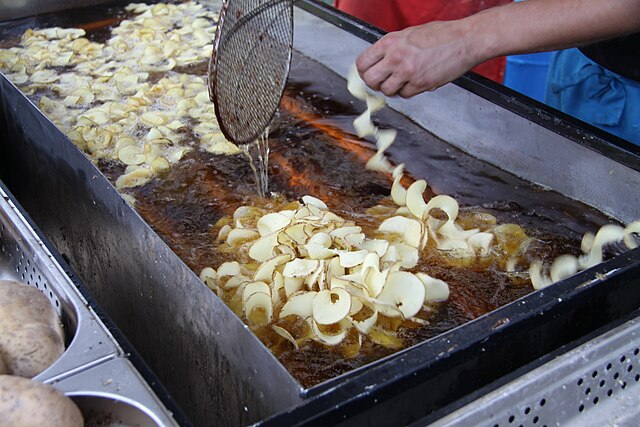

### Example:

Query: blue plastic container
xmin=504 ymin=51 xmax=553 ymax=102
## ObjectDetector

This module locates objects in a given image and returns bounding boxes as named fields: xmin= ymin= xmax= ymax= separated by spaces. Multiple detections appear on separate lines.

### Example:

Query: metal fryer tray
xmin=54 ymin=357 xmax=181 ymax=427
xmin=1 ymin=180 xmax=183 ymax=426
xmin=0 ymin=181 xmax=120 ymax=383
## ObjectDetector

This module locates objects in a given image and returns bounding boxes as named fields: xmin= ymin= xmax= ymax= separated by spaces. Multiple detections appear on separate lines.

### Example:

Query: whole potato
xmin=0 ymin=375 xmax=83 ymax=427
xmin=0 ymin=280 xmax=65 ymax=377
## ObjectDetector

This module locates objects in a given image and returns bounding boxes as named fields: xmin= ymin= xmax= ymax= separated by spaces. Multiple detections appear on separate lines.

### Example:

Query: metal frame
xmin=0 ymin=0 xmax=121 ymax=21
xmin=0 ymin=180 xmax=183 ymax=426
xmin=0 ymin=181 xmax=120 ymax=383
xmin=426 ymin=313 xmax=640 ymax=427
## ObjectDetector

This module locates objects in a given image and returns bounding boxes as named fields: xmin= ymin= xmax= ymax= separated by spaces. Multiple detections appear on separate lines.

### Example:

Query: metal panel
xmin=0 ymin=0 xmax=114 ymax=21
xmin=427 ymin=314 xmax=640 ymax=427
xmin=0 ymin=181 xmax=120 ymax=382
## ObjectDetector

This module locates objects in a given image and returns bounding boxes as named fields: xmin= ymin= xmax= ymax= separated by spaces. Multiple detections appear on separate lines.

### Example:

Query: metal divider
xmin=0 ymin=180 xmax=182 ymax=427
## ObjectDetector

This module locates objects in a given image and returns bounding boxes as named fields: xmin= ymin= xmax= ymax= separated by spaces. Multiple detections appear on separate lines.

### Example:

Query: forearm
xmin=356 ymin=0 xmax=640 ymax=97
xmin=468 ymin=0 xmax=640 ymax=63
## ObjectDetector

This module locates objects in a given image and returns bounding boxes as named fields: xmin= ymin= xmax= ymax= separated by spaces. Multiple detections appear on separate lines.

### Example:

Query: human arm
xmin=356 ymin=0 xmax=640 ymax=97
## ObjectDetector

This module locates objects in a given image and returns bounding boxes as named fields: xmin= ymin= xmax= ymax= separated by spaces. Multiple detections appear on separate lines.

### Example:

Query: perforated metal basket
xmin=0 ymin=183 xmax=120 ymax=383
xmin=0 ymin=182 xmax=181 ymax=426
xmin=428 ymin=315 xmax=640 ymax=427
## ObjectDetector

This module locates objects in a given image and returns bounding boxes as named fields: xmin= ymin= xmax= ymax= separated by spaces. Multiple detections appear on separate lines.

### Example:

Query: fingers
xmin=356 ymin=33 xmax=415 ymax=97
xmin=399 ymin=80 xmax=440 ymax=98
xmin=357 ymin=47 xmax=406 ymax=95
xmin=355 ymin=38 xmax=387 ymax=73
xmin=398 ymin=83 xmax=424 ymax=98
xmin=360 ymin=65 xmax=392 ymax=92
xmin=378 ymin=73 xmax=409 ymax=97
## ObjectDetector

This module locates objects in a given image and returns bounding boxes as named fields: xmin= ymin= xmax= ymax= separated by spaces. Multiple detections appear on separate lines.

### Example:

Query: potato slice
xmin=284 ymin=277 xmax=304 ymax=297
xmin=257 ymin=212 xmax=292 ymax=236
xmin=378 ymin=216 xmax=423 ymax=248
xmin=249 ymin=234 xmax=279 ymax=262
xmin=390 ymin=174 xmax=407 ymax=207
xmin=254 ymin=254 xmax=291 ymax=283
xmin=349 ymin=305 xmax=378 ymax=334
xmin=624 ymin=221 xmax=640 ymax=249
xmin=311 ymin=319 xmax=350 ymax=346
xmin=415 ymin=273 xmax=450 ymax=302
xmin=312 ymin=288 xmax=351 ymax=325
xmin=226 ymin=228 xmax=260 ymax=247
xmin=406 ymin=180 xmax=429 ymax=220
xmin=301 ymin=195 xmax=328 ymax=210
xmin=377 ymin=271 xmax=425 ymax=319
xmin=530 ymin=261 xmax=552 ymax=290
xmin=272 ymin=325 xmax=299 ymax=350
xmin=216 ymin=261 xmax=241 ymax=278
xmin=579 ymin=224 xmax=625 ymax=269
xmin=549 ymin=255 xmax=580 ymax=283
xmin=279 ymin=291 xmax=317 ymax=320
xmin=117 ymin=145 xmax=145 ymax=165
xmin=283 ymin=259 xmax=319 ymax=278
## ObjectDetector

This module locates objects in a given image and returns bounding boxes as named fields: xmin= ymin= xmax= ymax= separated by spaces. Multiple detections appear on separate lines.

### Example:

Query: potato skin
xmin=0 ymin=375 xmax=83 ymax=427
xmin=0 ymin=280 xmax=65 ymax=378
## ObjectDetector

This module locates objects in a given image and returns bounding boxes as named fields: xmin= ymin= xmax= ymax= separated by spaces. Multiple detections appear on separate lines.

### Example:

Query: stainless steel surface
xmin=1 ymin=180 xmax=181 ymax=426
xmin=293 ymin=7 xmax=640 ymax=224
xmin=209 ymin=0 xmax=293 ymax=144
xmin=428 ymin=316 xmax=640 ymax=427
xmin=0 ymin=182 xmax=120 ymax=383
xmin=0 ymin=0 xmax=114 ymax=21
xmin=56 ymin=357 xmax=181 ymax=427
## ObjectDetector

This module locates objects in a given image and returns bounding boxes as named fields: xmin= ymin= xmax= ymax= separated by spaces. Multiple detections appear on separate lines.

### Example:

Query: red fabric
xmin=334 ymin=0 xmax=510 ymax=83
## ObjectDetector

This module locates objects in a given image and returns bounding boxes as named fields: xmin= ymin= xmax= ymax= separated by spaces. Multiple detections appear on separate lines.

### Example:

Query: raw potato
xmin=0 ymin=280 xmax=65 ymax=378
xmin=0 ymin=375 xmax=83 ymax=427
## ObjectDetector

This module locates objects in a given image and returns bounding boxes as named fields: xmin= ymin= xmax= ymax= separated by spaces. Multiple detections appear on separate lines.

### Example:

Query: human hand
xmin=356 ymin=20 xmax=483 ymax=98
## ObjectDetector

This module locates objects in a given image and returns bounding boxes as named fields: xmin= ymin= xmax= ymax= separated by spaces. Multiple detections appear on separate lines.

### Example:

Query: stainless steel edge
xmin=54 ymin=357 xmax=181 ymax=427
xmin=0 ymin=183 xmax=121 ymax=383
xmin=0 ymin=0 xmax=115 ymax=21
xmin=428 ymin=315 xmax=640 ymax=427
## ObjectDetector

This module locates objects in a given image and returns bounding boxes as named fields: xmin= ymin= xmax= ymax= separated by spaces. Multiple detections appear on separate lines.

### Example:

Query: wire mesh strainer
xmin=208 ymin=0 xmax=294 ymax=145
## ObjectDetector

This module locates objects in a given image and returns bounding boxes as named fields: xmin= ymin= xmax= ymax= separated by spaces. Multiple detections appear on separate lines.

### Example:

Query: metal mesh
xmin=209 ymin=0 xmax=293 ymax=144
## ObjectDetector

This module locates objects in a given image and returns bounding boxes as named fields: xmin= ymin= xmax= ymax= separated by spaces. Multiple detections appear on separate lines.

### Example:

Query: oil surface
xmin=129 ymin=53 xmax=596 ymax=387
xmin=0 ymin=1 xmax=615 ymax=388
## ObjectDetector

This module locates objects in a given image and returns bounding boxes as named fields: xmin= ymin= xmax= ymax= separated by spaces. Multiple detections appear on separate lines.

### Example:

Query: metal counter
xmin=0 ymin=180 xmax=182 ymax=426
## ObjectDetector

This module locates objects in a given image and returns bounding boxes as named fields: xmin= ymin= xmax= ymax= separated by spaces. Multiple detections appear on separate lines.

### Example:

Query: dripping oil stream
xmin=242 ymin=127 xmax=271 ymax=198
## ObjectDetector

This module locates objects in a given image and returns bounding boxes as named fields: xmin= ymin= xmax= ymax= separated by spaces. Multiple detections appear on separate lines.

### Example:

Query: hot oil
xmin=0 ymin=2 xmax=616 ymax=389
xmin=241 ymin=128 xmax=271 ymax=198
